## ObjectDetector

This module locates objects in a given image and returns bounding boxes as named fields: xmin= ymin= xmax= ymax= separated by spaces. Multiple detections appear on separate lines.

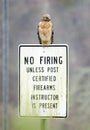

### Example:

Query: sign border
xmin=18 ymin=44 xmax=69 ymax=118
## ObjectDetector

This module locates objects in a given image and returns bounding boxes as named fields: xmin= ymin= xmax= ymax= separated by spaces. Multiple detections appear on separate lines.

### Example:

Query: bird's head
xmin=42 ymin=14 xmax=51 ymax=22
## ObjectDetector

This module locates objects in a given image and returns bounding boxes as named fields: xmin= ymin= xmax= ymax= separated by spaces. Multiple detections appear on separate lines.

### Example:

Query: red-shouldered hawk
xmin=37 ymin=14 xmax=54 ymax=46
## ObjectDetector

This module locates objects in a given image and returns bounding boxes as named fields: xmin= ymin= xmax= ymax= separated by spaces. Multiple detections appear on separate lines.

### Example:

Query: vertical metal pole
xmin=2 ymin=0 xmax=9 ymax=130
xmin=41 ymin=119 xmax=46 ymax=130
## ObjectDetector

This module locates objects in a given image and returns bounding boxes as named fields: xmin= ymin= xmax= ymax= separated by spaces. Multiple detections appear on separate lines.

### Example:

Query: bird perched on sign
xmin=37 ymin=14 xmax=54 ymax=46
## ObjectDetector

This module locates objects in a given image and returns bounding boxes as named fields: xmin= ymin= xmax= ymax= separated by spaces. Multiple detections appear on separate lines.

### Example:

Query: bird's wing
xmin=37 ymin=25 xmax=42 ymax=44
xmin=51 ymin=25 xmax=54 ymax=44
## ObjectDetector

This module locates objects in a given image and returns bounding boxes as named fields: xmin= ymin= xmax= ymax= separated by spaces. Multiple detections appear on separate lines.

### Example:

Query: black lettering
xmin=24 ymin=57 xmax=34 ymax=65
xmin=59 ymin=56 xmax=63 ymax=64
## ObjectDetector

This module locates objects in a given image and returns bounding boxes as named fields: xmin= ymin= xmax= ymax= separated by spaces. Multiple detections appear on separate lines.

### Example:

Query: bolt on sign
xmin=18 ymin=44 xmax=68 ymax=118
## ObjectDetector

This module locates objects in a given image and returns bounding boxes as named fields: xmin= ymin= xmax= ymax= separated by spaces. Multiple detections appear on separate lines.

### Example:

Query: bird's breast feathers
xmin=39 ymin=21 xmax=52 ymax=29
xmin=38 ymin=21 xmax=53 ymax=42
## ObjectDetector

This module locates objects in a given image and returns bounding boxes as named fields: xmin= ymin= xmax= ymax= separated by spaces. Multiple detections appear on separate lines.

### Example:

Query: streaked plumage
xmin=37 ymin=14 xmax=54 ymax=46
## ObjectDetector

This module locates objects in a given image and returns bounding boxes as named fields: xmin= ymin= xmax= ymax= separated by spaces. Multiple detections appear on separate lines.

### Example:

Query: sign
xmin=19 ymin=44 xmax=68 ymax=118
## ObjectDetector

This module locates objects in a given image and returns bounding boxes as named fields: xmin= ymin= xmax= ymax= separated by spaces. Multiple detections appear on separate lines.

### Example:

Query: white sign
xmin=19 ymin=44 xmax=68 ymax=118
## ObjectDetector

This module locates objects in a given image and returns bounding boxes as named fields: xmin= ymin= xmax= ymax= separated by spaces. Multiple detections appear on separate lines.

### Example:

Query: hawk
xmin=37 ymin=14 xmax=54 ymax=46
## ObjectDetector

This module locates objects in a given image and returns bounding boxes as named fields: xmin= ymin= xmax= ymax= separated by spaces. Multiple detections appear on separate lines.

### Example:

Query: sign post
xmin=19 ymin=44 xmax=68 ymax=118
xmin=41 ymin=119 xmax=46 ymax=130
xmin=2 ymin=0 xmax=9 ymax=130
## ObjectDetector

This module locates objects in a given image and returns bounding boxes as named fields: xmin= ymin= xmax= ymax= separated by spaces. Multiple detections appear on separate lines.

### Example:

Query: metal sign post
xmin=41 ymin=119 xmax=46 ymax=130
xmin=2 ymin=0 xmax=9 ymax=130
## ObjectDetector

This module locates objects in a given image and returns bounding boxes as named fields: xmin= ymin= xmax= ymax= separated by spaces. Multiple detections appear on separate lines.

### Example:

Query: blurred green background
xmin=0 ymin=0 xmax=90 ymax=130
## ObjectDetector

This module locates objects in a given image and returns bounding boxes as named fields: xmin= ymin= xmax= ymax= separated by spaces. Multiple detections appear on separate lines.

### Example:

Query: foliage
xmin=58 ymin=0 xmax=79 ymax=6
xmin=10 ymin=107 xmax=41 ymax=130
